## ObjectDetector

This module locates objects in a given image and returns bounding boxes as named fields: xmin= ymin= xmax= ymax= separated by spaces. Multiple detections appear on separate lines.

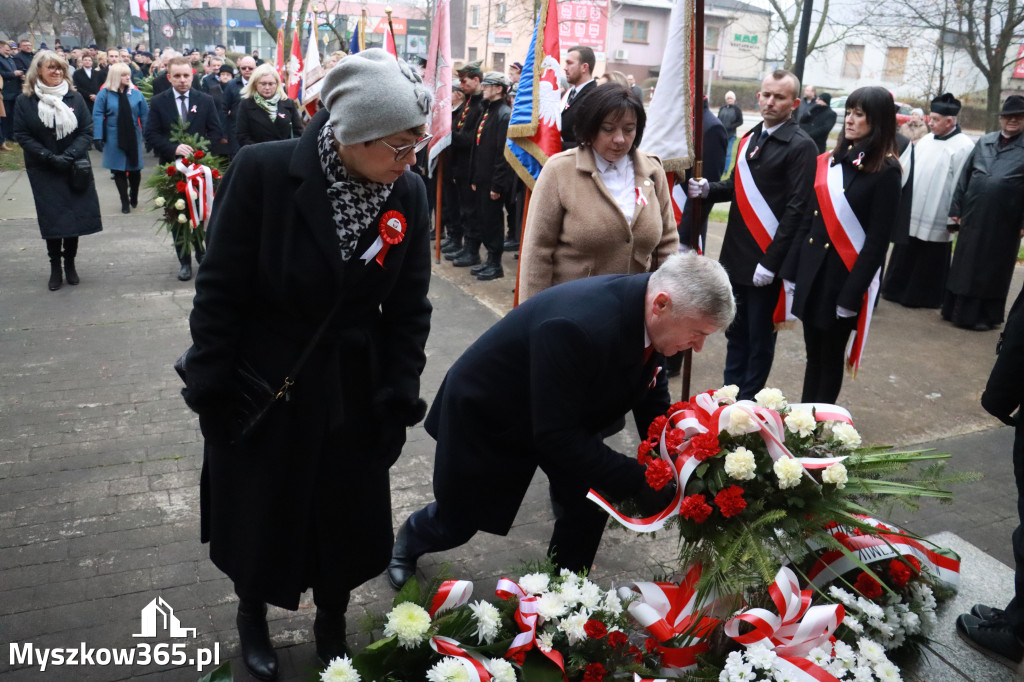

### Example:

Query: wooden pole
xmin=512 ymin=187 xmax=531 ymax=307
xmin=434 ymin=154 xmax=445 ymax=263
xmin=682 ymin=0 xmax=706 ymax=400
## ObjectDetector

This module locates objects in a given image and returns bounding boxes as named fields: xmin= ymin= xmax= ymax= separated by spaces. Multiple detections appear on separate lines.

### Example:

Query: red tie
xmin=643 ymin=345 xmax=653 ymax=365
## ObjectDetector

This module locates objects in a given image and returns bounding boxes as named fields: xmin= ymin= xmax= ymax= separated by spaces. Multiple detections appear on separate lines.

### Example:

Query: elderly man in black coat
xmin=387 ymin=252 xmax=735 ymax=588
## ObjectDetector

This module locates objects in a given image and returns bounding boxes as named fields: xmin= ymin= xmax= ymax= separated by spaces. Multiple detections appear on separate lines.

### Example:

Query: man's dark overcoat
xmin=947 ymin=131 xmax=1024 ymax=301
xmin=13 ymin=90 xmax=103 ymax=239
xmin=425 ymin=273 xmax=669 ymax=536
xmin=184 ymin=109 xmax=432 ymax=610
xmin=144 ymin=87 xmax=223 ymax=164
xmin=71 ymin=67 xmax=103 ymax=111
xmin=560 ymin=78 xmax=596 ymax=150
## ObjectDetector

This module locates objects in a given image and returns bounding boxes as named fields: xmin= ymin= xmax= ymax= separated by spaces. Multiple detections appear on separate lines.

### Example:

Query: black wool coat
xmin=560 ymin=79 xmax=596 ymax=150
xmin=450 ymin=92 xmax=485 ymax=181
xmin=72 ymin=68 xmax=103 ymax=111
xmin=469 ymin=98 xmax=513 ymax=195
xmin=185 ymin=109 xmax=432 ymax=609
xmin=144 ymin=87 xmax=224 ymax=164
xmin=425 ymin=273 xmax=668 ymax=536
xmin=13 ymin=90 xmax=103 ymax=240
xmin=781 ymin=148 xmax=902 ymax=328
xmin=235 ymin=96 xmax=304 ymax=147
xmin=709 ymin=119 xmax=818 ymax=285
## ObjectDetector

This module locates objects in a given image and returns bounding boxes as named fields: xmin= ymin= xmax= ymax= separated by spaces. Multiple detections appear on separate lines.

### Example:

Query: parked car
xmin=830 ymin=95 xmax=914 ymax=125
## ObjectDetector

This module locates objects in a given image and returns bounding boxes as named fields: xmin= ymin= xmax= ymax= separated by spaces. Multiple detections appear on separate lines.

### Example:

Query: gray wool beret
xmin=322 ymin=48 xmax=432 ymax=145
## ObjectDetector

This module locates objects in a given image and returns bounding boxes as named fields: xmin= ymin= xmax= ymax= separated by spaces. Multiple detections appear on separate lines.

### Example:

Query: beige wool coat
xmin=519 ymin=145 xmax=678 ymax=302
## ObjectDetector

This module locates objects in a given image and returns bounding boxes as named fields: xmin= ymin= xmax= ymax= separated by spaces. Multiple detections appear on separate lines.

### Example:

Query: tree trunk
xmin=987 ymin=72 xmax=1003 ymax=132
xmin=81 ymin=0 xmax=111 ymax=49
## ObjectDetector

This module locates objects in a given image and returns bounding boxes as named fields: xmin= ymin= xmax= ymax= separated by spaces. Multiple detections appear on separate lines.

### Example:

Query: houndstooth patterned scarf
xmin=317 ymin=122 xmax=394 ymax=262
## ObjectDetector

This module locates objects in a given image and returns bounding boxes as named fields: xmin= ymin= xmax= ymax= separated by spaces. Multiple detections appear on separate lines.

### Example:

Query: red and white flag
xmin=422 ymin=0 xmax=452 ymax=176
xmin=129 ymin=0 xmax=148 ymax=21
xmin=637 ymin=0 xmax=692 ymax=174
xmin=301 ymin=24 xmax=325 ymax=118
xmin=286 ymin=28 xmax=303 ymax=101
xmin=275 ymin=28 xmax=285 ymax=82
xmin=383 ymin=23 xmax=399 ymax=58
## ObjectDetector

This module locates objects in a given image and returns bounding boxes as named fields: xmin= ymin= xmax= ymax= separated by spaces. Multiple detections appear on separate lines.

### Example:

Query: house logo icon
xmin=133 ymin=596 xmax=197 ymax=638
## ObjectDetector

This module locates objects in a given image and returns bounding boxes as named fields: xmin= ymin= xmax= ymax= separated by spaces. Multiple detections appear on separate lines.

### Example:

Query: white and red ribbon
xmin=734 ymin=132 xmax=779 ymax=252
xmin=635 ymin=186 xmax=649 ymax=207
xmin=174 ymin=158 xmax=215 ymax=229
xmin=494 ymin=578 xmax=567 ymax=679
xmin=429 ymin=636 xmax=493 ymax=682
xmin=429 ymin=579 xmax=474 ymax=618
xmin=361 ymin=210 xmax=407 ymax=266
xmin=725 ymin=566 xmax=845 ymax=682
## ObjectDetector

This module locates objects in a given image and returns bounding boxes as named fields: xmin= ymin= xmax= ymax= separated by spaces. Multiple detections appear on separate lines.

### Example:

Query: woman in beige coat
xmin=519 ymin=83 xmax=678 ymax=301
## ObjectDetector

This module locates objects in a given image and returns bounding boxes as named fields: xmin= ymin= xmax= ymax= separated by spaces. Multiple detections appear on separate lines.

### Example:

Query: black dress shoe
xmin=314 ymin=608 xmax=350 ymax=665
xmin=387 ymin=521 xmax=419 ymax=590
xmin=503 ymin=239 xmax=519 ymax=251
xmin=439 ymin=238 xmax=454 ymax=250
xmin=453 ymin=252 xmax=481 ymax=267
xmin=177 ymin=262 xmax=193 ymax=281
xmin=236 ymin=601 xmax=279 ymax=681
xmin=441 ymin=241 xmax=463 ymax=255
xmin=470 ymin=261 xmax=489 ymax=275
xmin=972 ymin=604 xmax=1007 ymax=622
xmin=444 ymin=248 xmax=465 ymax=262
xmin=956 ymin=613 xmax=1024 ymax=670
xmin=475 ymin=263 xmax=504 ymax=281
xmin=970 ymin=322 xmax=993 ymax=331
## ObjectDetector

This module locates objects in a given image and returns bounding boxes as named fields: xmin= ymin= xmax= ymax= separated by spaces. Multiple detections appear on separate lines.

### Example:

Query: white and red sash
xmin=813 ymin=152 xmax=880 ymax=375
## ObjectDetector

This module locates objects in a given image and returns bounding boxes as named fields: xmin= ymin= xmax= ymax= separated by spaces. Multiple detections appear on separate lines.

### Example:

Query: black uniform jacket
xmin=235 ymin=96 xmax=305 ymax=147
xmin=469 ymin=97 xmax=514 ymax=195
xmin=781 ymin=146 xmax=902 ymax=327
xmin=451 ymin=92 xmax=485 ymax=181
xmin=424 ymin=273 xmax=668 ymax=536
xmin=185 ymin=109 xmax=432 ymax=609
xmin=708 ymin=119 xmax=818 ymax=285
xmin=144 ymin=87 xmax=224 ymax=164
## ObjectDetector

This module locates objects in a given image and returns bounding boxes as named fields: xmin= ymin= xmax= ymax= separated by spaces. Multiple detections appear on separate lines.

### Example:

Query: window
xmin=883 ymin=46 xmax=908 ymax=82
xmin=497 ymin=2 xmax=507 ymax=24
xmin=470 ymin=5 xmax=479 ymax=28
xmin=493 ymin=51 xmax=505 ymax=72
xmin=623 ymin=19 xmax=649 ymax=43
xmin=841 ymin=44 xmax=864 ymax=79
xmin=468 ymin=46 xmax=478 ymax=61
xmin=705 ymin=25 xmax=720 ymax=48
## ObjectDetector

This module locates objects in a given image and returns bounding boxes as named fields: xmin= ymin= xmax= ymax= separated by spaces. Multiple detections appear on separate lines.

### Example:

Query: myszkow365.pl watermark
xmin=9 ymin=596 xmax=220 ymax=672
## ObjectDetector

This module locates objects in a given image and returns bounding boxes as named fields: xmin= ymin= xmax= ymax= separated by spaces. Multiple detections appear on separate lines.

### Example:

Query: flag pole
xmin=434 ymin=155 xmax=445 ymax=263
xmin=147 ymin=0 xmax=153 ymax=53
xmin=682 ymin=0 xmax=705 ymax=400
xmin=512 ymin=187 xmax=531 ymax=306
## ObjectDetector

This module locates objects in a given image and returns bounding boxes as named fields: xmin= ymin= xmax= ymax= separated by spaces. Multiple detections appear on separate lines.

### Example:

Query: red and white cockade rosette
xmin=618 ymin=563 xmax=720 ymax=674
xmin=586 ymin=391 xmax=855 ymax=532
xmin=495 ymin=578 xmax=568 ymax=679
xmin=724 ymin=566 xmax=846 ymax=682
xmin=805 ymin=514 xmax=961 ymax=590
xmin=173 ymin=157 xmax=215 ymax=229
xmin=361 ymin=210 xmax=407 ymax=266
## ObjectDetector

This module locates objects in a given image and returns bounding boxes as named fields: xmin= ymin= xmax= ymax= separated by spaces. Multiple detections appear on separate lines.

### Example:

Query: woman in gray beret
xmin=182 ymin=49 xmax=434 ymax=680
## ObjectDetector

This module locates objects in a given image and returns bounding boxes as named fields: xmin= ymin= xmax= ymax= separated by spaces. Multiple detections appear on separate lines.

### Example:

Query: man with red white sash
xmin=688 ymin=69 xmax=817 ymax=401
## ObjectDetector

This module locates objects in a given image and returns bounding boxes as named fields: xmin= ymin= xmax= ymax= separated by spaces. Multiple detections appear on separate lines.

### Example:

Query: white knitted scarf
xmin=33 ymin=80 xmax=78 ymax=140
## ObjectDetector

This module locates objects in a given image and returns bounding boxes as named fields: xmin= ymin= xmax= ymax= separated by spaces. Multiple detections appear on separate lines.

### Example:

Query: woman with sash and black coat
xmin=780 ymin=86 xmax=903 ymax=403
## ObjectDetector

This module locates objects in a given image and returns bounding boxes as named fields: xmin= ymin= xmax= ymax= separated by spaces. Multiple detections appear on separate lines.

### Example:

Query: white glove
xmin=836 ymin=305 xmax=858 ymax=318
xmin=752 ymin=264 xmax=775 ymax=287
xmin=783 ymin=280 xmax=796 ymax=296
xmin=687 ymin=177 xmax=710 ymax=199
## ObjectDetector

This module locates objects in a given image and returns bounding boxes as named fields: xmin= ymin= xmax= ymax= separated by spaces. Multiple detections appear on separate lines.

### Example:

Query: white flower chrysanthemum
xmin=845 ymin=615 xmax=864 ymax=634
xmin=901 ymin=610 xmax=921 ymax=635
xmin=754 ymin=387 xmax=787 ymax=411
xmin=154 ymin=196 xmax=166 ymax=207
xmin=535 ymin=592 xmax=568 ymax=620
xmin=558 ymin=579 xmax=582 ymax=605
xmin=829 ymin=586 xmax=856 ymax=606
xmin=858 ymin=598 xmax=885 ymax=621
xmin=536 ymin=630 xmax=555 ymax=652
xmin=724 ymin=447 xmax=757 ymax=480
xmin=518 ymin=572 xmax=550 ymax=595
xmin=785 ymin=408 xmax=816 ymax=437
xmin=713 ymin=384 xmax=739 ymax=403
xmin=601 ymin=590 xmax=623 ymax=615
xmin=579 ymin=580 xmax=603 ymax=610
xmin=383 ymin=602 xmax=432 ymax=649
xmin=426 ymin=657 xmax=471 ymax=682
xmin=176 ymin=213 xmax=188 ymax=223
xmin=320 ymin=655 xmax=361 ymax=682
xmin=832 ymin=422 xmax=862 ymax=449
xmin=469 ymin=600 xmax=501 ymax=644
xmin=558 ymin=609 xmax=590 ymax=645
xmin=559 ymin=568 xmax=578 ymax=580
xmin=174 ymin=198 xmax=186 ymax=210
xmin=857 ymin=637 xmax=886 ymax=663
xmin=821 ymin=462 xmax=848 ymax=489
xmin=486 ymin=657 xmax=517 ymax=682
xmin=746 ymin=644 xmax=777 ymax=670
xmin=833 ymin=640 xmax=855 ymax=663
xmin=873 ymin=660 xmax=901 ymax=681
xmin=726 ymin=407 xmax=759 ymax=436
xmin=774 ymin=457 xmax=803 ymax=489
xmin=852 ymin=665 xmax=875 ymax=682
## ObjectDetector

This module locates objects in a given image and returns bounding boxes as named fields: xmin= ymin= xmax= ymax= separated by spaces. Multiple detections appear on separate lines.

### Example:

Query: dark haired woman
xmin=780 ymin=86 xmax=903 ymax=403
xmin=519 ymin=83 xmax=677 ymax=301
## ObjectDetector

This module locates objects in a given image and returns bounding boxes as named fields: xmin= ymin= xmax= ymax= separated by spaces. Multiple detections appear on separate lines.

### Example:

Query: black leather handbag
xmin=69 ymin=156 xmax=92 ymax=192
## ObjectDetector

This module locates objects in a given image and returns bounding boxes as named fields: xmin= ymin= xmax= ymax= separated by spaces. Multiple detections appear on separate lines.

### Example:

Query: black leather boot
xmin=114 ymin=173 xmax=130 ymax=213
xmin=313 ymin=595 xmax=350 ymax=665
xmin=386 ymin=521 xmax=419 ymax=590
xmin=236 ymin=600 xmax=278 ymax=680
xmin=46 ymin=239 xmax=62 ymax=291
xmin=128 ymin=170 xmax=140 ymax=208
xmin=63 ymin=238 xmax=79 ymax=285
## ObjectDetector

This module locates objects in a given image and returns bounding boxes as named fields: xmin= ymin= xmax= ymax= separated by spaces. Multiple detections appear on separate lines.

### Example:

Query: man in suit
xmin=220 ymin=55 xmax=256 ymax=158
xmin=688 ymin=69 xmax=817 ymax=401
xmin=386 ymin=252 xmax=735 ymax=587
xmin=561 ymin=45 xmax=597 ymax=150
xmin=72 ymin=54 xmax=103 ymax=112
xmin=13 ymin=39 xmax=34 ymax=73
xmin=199 ymin=56 xmax=224 ymax=93
xmin=0 ymin=41 xmax=23 ymax=143
xmin=144 ymin=56 xmax=224 ymax=281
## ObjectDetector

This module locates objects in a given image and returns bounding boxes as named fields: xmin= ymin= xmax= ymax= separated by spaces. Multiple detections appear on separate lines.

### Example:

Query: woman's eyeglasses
xmin=377 ymin=134 xmax=433 ymax=161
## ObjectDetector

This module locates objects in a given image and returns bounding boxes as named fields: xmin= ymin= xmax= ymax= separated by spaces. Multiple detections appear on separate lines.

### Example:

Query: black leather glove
xmin=634 ymin=478 xmax=678 ymax=517
xmin=94 ymin=140 xmax=104 ymax=152
xmin=376 ymin=421 xmax=408 ymax=469
xmin=49 ymin=153 xmax=72 ymax=172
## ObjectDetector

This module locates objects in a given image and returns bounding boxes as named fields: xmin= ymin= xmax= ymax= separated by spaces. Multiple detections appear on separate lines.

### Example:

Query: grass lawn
xmin=0 ymin=143 xmax=25 ymax=171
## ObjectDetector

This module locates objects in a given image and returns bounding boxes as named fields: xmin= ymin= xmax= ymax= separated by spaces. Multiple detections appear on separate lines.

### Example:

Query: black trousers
xmin=800 ymin=317 xmax=856 ymax=404
xmin=1004 ymin=419 xmax=1024 ymax=636
xmin=456 ymin=179 xmax=479 ymax=249
xmin=724 ymin=282 xmax=782 ymax=400
xmin=476 ymin=189 xmax=505 ymax=261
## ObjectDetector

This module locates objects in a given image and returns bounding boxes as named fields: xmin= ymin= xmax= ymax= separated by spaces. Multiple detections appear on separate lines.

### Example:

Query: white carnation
xmin=774 ymin=456 xmax=804 ymax=489
xmin=154 ymin=196 xmax=165 ymax=207
xmin=535 ymin=592 xmax=567 ymax=620
xmin=518 ymin=572 xmax=550 ymax=595
xmin=726 ymin=407 xmax=759 ymax=436
xmin=785 ymin=408 xmax=816 ymax=437
xmin=832 ymin=422 xmax=862 ymax=449
xmin=821 ymin=462 xmax=848 ymax=489
xmin=601 ymin=590 xmax=623 ymax=615
xmin=486 ymin=657 xmax=517 ymax=682
xmin=724 ymin=447 xmax=757 ymax=480
xmin=174 ymin=198 xmax=186 ymax=210
xmin=713 ymin=384 xmax=739 ymax=403
xmin=469 ymin=600 xmax=501 ymax=644
xmin=427 ymin=657 xmax=471 ymax=682
xmin=320 ymin=655 xmax=361 ymax=682
xmin=558 ymin=609 xmax=590 ymax=645
xmin=558 ymin=579 xmax=582 ymax=606
xmin=579 ymin=580 xmax=603 ymax=610
xmin=754 ymin=387 xmax=787 ymax=411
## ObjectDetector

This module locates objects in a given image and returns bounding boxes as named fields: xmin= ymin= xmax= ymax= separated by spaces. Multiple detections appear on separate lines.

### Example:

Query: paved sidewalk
xmin=0 ymin=155 xmax=1021 ymax=680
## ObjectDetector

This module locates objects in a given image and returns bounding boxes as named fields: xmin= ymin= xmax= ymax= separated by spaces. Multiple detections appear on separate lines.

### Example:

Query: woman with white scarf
xmin=14 ymin=50 xmax=102 ymax=291
xmin=235 ymin=63 xmax=303 ymax=148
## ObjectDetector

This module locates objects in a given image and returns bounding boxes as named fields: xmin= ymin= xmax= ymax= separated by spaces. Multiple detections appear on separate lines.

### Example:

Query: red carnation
xmin=906 ymin=556 xmax=921 ymax=573
xmin=645 ymin=459 xmax=673 ymax=491
xmin=194 ymin=150 xmax=205 ymax=159
xmin=176 ymin=181 xmax=187 ymax=192
xmin=584 ymin=619 xmax=608 ymax=639
xmin=664 ymin=428 xmax=686 ymax=453
xmin=608 ymin=631 xmax=628 ymax=649
xmin=889 ymin=559 xmax=913 ymax=588
xmin=647 ymin=415 xmax=668 ymax=441
xmin=714 ymin=485 xmax=747 ymax=518
xmin=582 ymin=662 xmax=606 ymax=682
xmin=212 ymin=169 xmax=221 ymax=179
xmin=644 ymin=637 xmax=659 ymax=653
xmin=679 ymin=494 xmax=712 ymax=523
xmin=854 ymin=571 xmax=883 ymax=599
xmin=669 ymin=400 xmax=690 ymax=415
xmin=637 ymin=439 xmax=654 ymax=466
xmin=690 ymin=431 xmax=721 ymax=461
xmin=165 ymin=166 xmax=176 ymax=176
xmin=629 ymin=645 xmax=643 ymax=663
